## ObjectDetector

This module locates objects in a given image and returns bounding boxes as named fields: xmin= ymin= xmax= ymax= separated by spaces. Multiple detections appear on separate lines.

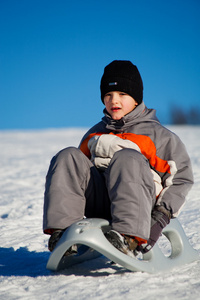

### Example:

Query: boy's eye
xmin=104 ymin=94 xmax=111 ymax=99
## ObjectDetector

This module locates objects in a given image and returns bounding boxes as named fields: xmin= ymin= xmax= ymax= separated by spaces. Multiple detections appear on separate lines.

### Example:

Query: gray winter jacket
xmin=79 ymin=102 xmax=193 ymax=217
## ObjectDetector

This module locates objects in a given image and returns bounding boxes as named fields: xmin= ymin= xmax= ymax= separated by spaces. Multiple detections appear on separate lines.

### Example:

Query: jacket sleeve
xmin=156 ymin=130 xmax=193 ymax=217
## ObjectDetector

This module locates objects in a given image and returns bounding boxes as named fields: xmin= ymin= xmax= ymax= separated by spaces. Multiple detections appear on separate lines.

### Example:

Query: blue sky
xmin=0 ymin=0 xmax=200 ymax=129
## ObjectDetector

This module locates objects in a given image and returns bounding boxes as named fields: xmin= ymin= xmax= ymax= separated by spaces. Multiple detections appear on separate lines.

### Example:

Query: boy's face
xmin=103 ymin=91 xmax=138 ymax=120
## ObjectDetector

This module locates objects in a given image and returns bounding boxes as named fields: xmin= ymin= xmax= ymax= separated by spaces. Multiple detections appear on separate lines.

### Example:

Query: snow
xmin=0 ymin=126 xmax=200 ymax=300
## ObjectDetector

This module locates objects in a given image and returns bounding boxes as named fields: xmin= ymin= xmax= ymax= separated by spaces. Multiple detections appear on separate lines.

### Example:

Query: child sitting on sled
xmin=43 ymin=60 xmax=193 ymax=256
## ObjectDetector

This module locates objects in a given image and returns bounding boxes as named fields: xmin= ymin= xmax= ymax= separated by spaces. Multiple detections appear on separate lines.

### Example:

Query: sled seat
xmin=46 ymin=218 xmax=199 ymax=274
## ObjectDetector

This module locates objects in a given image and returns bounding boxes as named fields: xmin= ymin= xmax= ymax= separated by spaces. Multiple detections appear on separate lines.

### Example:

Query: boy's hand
xmin=137 ymin=205 xmax=171 ymax=254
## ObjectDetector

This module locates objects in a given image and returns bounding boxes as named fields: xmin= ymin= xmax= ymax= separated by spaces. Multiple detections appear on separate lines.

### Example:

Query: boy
xmin=43 ymin=60 xmax=193 ymax=256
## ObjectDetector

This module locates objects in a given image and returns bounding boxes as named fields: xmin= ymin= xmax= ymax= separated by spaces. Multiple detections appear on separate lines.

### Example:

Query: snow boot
xmin=48 ymin=230 xmax=78 ymax=256
xmin=105 ymin=230 xmax=138 ymax=257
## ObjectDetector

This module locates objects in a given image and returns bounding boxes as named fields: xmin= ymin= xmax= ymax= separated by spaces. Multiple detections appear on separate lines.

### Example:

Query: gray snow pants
xmin=43 ymin=147 xmax=156 ymax=240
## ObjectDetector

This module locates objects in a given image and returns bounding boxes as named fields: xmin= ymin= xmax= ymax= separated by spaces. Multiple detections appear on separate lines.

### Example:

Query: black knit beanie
xmin=100 ymin=60 xmax=143 ymax=104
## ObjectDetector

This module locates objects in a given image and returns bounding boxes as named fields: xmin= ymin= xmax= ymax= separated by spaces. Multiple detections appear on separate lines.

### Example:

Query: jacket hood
xmin=102 ymin=101 xmax=160 ymax=132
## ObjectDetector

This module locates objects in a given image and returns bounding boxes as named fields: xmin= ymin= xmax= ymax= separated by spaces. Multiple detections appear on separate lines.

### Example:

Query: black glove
xmin=137 ymin=205 xmax=171 ymax=254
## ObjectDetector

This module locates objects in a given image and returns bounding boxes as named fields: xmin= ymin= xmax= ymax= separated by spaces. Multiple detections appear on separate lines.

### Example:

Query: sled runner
xmin=46 ymin=218 xmax=199 ymax=274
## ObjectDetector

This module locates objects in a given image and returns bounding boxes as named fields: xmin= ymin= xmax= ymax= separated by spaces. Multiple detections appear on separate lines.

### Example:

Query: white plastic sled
xmin=46 ymin=218 xmax=199 ymax=274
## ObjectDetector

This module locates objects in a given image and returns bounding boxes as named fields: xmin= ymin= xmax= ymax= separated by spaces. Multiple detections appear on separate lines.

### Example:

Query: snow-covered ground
xmin=0 ymin=126 xmax=200 ymax=300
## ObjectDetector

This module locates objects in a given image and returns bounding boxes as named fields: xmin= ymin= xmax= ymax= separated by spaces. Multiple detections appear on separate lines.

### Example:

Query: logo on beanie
xmin=109 ymin=82 xmax=118 ymax=86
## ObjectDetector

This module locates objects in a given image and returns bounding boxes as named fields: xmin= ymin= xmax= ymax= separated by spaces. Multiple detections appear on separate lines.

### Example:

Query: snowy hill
xmin=0 ymin=126 xmax=200 ymax=300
